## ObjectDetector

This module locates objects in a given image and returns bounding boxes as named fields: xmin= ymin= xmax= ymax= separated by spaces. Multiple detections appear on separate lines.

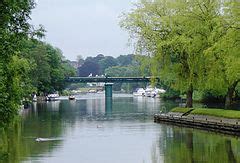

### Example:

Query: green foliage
xmin=135 ymin=55 xmax=151 ymax=76
xmin=116 ymin=54 xmax=134 ymax=66
xmin=171 ymin=107 xmax=193 ymax=113
xmin=77 ymin=54 xmax=137 ymax=77
xmin=121 ymin=0 xmax=240 ymax=107
xmin=0 ymin=113 xmax=64 ymax=163
xmin=0 ymin=0 xmax=37 ymax=125
xmin=105 ymin=66 xmax=143 ymax=91
xmin=105 ymin=66 xmax=141 ymax=77
xmin=160 ymin=88 xmax=180 ymax=99
xmin=98 ymin=56 xmax=118 ymax=74
xmin=62 ymin=61 xmax=76 ymax=77
xmin=163 ymin=127 xmax=240 ymax=163
xmin=191 ymin=108 xmax=240 ymax=119
xmin=0 ymin=1 xmax=76 ymax=125
xmin=202 ymin=1 xmax=240 ymax=108
xmin=171 ymin=107 xmax=240 ymax=119
xmin=21 ymin=39 xmax=76 ymax=94
xmin=121 ymin=0 xmax=221 ymax=103
xmin=76 ymin=54 xmax=144 ymax=91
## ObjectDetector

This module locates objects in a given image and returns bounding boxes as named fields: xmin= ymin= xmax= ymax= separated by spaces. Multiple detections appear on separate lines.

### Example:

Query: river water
xmin=0 ymin=94 xmax=240 ymax=163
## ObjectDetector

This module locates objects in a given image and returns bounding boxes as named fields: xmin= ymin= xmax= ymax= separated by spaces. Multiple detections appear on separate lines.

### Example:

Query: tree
xmin=116 ymin=54 xmax=134 ymax=66
xmin=0 ymin=1 xmax=77 ymax=125
xmin=105 ymin=66 xmax=142 ymax=91
xmin=21 ymin=39 xmax=76 ymax=94
xmin=204 ymin=1 xmax=240 ymax=108
xmin=98 ymin=56 xmax=118 ymax=74
xmin=0 ymin=0 xmax=36 ymax=124
xmin=121 ymin=0 xmax=224 ymax=108
xmin=78 ymin=60 xmax=100 ymax=77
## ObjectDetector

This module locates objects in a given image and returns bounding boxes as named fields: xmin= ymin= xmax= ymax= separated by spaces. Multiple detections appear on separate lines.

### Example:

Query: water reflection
xmin=0 ymin=94 xmax=239 ymax=163
xmin=105 ymin=97 xmax=112 ymax=116
xmin=155 ymin=126 xmax=240 ymax=163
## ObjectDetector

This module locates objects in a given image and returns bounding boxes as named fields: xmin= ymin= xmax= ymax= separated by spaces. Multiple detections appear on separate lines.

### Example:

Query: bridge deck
xmin=66 ymin=77 xmax=155 ymax=83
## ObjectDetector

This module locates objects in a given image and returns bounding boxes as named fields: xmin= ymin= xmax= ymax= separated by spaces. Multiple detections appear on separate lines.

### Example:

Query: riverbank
xmin=154 ymin=108 xmax=240 ymax=136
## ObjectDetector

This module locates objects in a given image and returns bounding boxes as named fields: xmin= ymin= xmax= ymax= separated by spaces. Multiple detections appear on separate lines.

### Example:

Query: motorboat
xmin=151 ymin=88 xmax=166 ymax=98
xmin=133 ymin=88 xmax=145 ymax=96
xmin=97 ymin=90 xmax=105 ymax=94
xmin=32 ymin=94 xmax=37 ymax=102
xmin=88 ymin=89 xmax=97 ymax=93
xmin=69 ymin=95 xmax=75 ymax=100
xmin=134 ymin=87 xmax=166 ymax=98
xmin=47 ymin=93 xmax=59 ymax=101
xmin=144 ymin=87 xmax=155 ymax=97
xmin=144 ymin=87 xmax=166 ymax=98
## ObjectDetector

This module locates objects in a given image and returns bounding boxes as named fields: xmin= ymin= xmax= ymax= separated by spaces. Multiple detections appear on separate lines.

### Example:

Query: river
xmin=0 ymin=94 xmax=239 ymax=163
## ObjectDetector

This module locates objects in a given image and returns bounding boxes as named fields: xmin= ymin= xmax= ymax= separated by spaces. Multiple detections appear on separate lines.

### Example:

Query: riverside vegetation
xmin=0 ymin=1 xmax=75 ymax=126
xmin=171 ymin=107 xmax=240 ymax=119
xmin=121 ymin=0 xmax=240 ymax=109
xmin=0 ymin=0 xmax=239 ymax=126
xmin=0 ymin=0 xmax=143 ymax=126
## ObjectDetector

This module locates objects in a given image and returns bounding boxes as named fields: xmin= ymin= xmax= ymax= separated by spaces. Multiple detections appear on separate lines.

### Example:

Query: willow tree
xmin=204 ymin=1 xmax=240 ymax=108
xmin=121 ymin=0 xmax=222 ymax=107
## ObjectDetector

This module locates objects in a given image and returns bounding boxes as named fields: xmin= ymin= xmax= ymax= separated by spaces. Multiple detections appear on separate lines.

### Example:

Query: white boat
xmin=144 ymin=87 xmax=154 ymax=97
xmin=47 ymin=93 xmax=59 ymax=101
xmin=69 ymin=95 xmax=75 ymax=100
xmin=97 ymin=90 xmax=105 ymax=94
xmin=32 ymin=94 xmax=37 ymax=102
xmin=144 ymin=87 xmax=166 ymax=98
xmin=157 ymin=88 xmax=166 ymax=94
xmin=151 ymin=88 xmax=166 ymax=97
xmin=133 ymin=88 xmax=145 ymax=96
xmin=88 ymin=89 xmax=97 ymax=93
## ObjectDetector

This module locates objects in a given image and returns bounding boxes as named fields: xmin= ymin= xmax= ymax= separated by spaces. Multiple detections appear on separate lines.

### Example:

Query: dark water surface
xmin=1 ymin=94 xmax=240 ymax=163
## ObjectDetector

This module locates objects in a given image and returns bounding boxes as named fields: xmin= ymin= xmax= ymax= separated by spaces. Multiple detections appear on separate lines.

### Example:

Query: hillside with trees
xmin=76 ymin=54 xmax=144 ymax=91
xmin=77 ymin=54 xmax=139 ymax=77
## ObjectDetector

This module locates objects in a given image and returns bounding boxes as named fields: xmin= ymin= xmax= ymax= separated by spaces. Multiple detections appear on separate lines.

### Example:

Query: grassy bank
xmin=171 ymin=107 xmax=240 ymax=119
xmin=170 ymin=107 xmax=193 ymax=113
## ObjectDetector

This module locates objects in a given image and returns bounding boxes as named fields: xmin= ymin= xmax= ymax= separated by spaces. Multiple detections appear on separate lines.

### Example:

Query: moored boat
xmin=151 ymin=88 xmax=166 ymax=98
xmin=47 ymin=93 xmax=59 ymax=101
xmin=133 ymin=88 xmax=145 ymax=96
xmin=69 ymin=95 xmax=75 ymax=100
xmin=88 ymin=89 xmax=97 ymax=93
xmin=144 ymin=87 xmax=154 ymax=97
xmin=32 ymin=94 xmax=37 ymax=102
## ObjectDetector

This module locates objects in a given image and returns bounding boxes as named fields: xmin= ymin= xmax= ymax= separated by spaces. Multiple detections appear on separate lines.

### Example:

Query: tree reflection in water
xmin=156 ymin=126 xmax=240 ymax=163
xmin=1 ymin=97 xmax=239 ymax=163
xmin=0 ymin=105 xmax=64 ymax=163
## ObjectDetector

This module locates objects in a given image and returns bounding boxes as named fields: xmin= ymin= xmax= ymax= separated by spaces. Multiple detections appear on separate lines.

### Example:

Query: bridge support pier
xmin=105 ymin=83 xmax=113 ymax=114
xmin=105 ymin=83 xmax=113 ymax=98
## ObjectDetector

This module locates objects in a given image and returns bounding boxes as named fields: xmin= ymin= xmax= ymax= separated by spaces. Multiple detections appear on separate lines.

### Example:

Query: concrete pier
xmin=154 ymin=113 xmax=240 ymax=136
xmin=105 ymin=83 xmax=113 ymax=115
xmin=105 ymin=83 xmax=113 ymax=98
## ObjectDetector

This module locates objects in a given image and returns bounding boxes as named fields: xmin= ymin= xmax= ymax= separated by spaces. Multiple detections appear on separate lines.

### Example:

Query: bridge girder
xmin=66 ymin=77 xmax=159 ymax=83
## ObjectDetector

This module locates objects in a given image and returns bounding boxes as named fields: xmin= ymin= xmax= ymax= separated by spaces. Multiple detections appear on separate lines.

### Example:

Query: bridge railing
xmin=66 ymin=77 xmax=159 ymax=83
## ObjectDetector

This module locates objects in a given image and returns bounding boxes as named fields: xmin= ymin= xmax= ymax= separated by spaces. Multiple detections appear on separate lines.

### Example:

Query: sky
xmin=31 ymin=0 xmax=137 ymax=61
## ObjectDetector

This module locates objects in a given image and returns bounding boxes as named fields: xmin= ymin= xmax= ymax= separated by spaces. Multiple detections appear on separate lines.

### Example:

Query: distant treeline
xmin=74 ymin=54 xmax=145 ymax=91
xmin=77 ymin=54 xmax=140 ymax=77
